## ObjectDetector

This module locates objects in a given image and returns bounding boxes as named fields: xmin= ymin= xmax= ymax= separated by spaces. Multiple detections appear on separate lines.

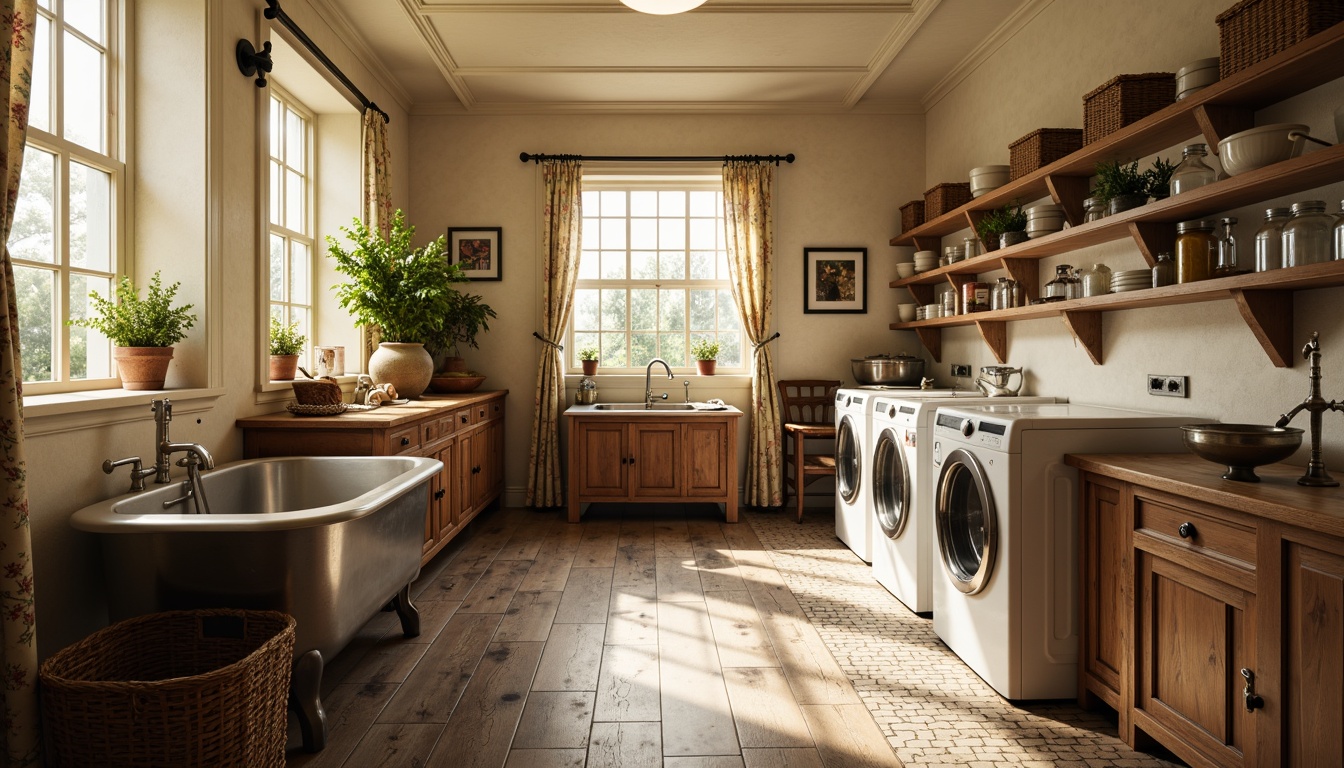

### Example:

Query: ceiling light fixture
xmin=619 ymin=0 xmax=708 ymax=15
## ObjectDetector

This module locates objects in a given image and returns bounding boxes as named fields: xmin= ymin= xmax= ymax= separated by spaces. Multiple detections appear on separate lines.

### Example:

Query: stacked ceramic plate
xmin=1026 ymin=204 xmax=1065 ymax=238
xmin=916 ymin=304 xmax=943 ymax=320
xmin=913 ymin=250 xmax=939 ymax=273
xmin=1109 ymin=269 xmax=1152 ymax=293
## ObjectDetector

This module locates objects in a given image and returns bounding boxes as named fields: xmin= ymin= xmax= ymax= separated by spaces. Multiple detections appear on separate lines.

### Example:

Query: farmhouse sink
xmin=595 ymin=402 xmax=697 ymax=411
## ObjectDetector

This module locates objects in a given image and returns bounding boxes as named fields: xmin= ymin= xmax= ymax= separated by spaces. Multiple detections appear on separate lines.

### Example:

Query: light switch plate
xmin=1147 ymin=374 xmax=1188 ymax=397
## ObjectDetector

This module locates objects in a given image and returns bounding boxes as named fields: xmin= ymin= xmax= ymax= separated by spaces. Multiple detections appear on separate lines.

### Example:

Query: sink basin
xmin=1181 ymin=424 xmax=1304 ymax=482
xmin=594 ymin=402 xmax=697 ymax=411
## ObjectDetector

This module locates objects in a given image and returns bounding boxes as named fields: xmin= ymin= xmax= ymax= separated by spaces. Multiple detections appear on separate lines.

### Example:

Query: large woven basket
xmin=899 ymin=200 xmax=925 ymax=232
xmin=40 ymin=609 xmax=296 ymax=768
xmin=1217 ymin=0 xmax=1344 ymax=78
xmin=1008 ymin=128 xmax=1084 ymax=180
xmin=1082 ymin=73 xmax=1175 ymax=145
xmin=923 ymin=182 xmax=973 ymax=219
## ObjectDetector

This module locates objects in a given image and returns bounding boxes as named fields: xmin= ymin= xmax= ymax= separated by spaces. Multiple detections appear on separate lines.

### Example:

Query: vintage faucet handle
xmin=1304 ymin=330 xmax=1321 ymax=359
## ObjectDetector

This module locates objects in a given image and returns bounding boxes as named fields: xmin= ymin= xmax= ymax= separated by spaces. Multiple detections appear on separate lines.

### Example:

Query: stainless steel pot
xmin=850 ymin=354 xmax=925 ymax=386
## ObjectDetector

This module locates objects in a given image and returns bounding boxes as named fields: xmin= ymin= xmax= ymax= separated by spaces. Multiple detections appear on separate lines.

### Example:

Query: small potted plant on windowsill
xmin=691 ymin=338 xmax=720 ymax=376
xmin=69 ymin=271 xmax=197 ymax=390
xmin=579 ymin=345 xmax=600 ymax=376
xmin=268 ymin=316 xmax=306 ymax=381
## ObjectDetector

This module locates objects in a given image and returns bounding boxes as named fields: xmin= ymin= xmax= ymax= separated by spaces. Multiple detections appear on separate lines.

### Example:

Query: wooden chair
xmin=777 ymin=379 xmax=840 ymax=523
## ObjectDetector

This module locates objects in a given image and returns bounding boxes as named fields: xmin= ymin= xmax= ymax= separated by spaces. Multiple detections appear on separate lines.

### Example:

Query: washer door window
xmin=935 ymin=448 xmax=997 ymax=594
xmin=871 ymin=427 xmax=910 ymax=539
xmin=836 ymin=414 xmax=861 ymax=505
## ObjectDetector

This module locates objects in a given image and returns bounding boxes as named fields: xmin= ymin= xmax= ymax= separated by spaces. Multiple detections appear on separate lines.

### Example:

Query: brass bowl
xmin=1181 ymin=424 xmax=1303 ymax=482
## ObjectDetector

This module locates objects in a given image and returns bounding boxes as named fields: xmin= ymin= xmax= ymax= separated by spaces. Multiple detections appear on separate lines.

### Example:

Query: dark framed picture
xmin=447 ymin=227 xmax=502 ymax=281
xmin=804 ymin=247 xmax=867 ymax=314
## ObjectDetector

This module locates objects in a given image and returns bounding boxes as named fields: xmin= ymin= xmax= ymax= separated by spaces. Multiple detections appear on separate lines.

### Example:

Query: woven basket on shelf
xmin=40 ymin=609 xmax=296 ymax=768
xmin=1082 ymin=73 xmax=1176 ymax=145
xmin=899 ymin=200 xmax=925 ymax=232
xmin=292 ymin=377 xmax=342 ymax=405
xmin=923 ymin=182 xmax=973 ymax=219
xmin=1008 ymin=128 xmax=1084 ymax=180
xmin=1217 ymin=0 xmax=1344 ymax=78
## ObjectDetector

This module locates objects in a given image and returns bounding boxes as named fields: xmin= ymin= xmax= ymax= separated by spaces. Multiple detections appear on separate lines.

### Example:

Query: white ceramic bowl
xmin=897 ymin=304 xmax=916 ymax=322
xmin=1218 ymin=123 xmax=1310 ymax=176
xmin=969 ymin=165 xmax=1010 ymax=196
xmin=895 ymin=262 xmax=916 ymax=279
xmin=1176 ymin=57 xmax=1219 ymax=99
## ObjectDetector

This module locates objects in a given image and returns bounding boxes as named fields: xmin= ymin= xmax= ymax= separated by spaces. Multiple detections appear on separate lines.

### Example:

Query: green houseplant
xmin=268 ymin=316 xmax=306 ymax=381
xmin=578 ymin=345 xmax=600 ymax=376
xmin=69 ymin=271 xmax=197 ymax=390
xmin=427 ymin=289 xmax=497 ymax=375
xmin=973 ymin=202 xmax=1028 ymax=252
xmin=1093 ymin=160 xmax=1149 ymax=215
xmin=691 ymin=338 xmax=720 ymax=376
xmin=1145 ymin=156 xmax=1176 ymax=200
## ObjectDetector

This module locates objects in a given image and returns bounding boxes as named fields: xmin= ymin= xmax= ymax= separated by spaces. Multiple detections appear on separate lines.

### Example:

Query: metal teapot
xmin=975 ymin=365 xmax=1023 ymax=397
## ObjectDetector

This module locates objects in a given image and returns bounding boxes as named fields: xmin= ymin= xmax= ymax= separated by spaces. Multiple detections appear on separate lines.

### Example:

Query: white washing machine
xmin=868 ymin=394 xmax=1056 ymax=614
xmin=929 ymin=403 xmax=1211 ymax=700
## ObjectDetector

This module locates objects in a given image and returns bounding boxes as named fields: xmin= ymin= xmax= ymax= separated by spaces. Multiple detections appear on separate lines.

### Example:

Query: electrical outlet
xmin=1147 ymin=374 xmax=1188 ymax=398
xmin=950 ymin=364 xmax=971 ymax=377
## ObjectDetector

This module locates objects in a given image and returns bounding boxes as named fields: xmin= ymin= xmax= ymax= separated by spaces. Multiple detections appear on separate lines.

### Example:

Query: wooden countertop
xmin=236 ymin=390 xmax=507 ymax=430
xmin=565 ymin=403 xmax=742 ymax=416
xmin=1065 ymin=452 xmax=1344 ymax=538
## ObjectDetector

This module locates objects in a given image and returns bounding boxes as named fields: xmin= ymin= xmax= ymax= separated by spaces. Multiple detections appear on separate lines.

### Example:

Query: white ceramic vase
xmin=369 ymin=342 xmax=434 ymax=399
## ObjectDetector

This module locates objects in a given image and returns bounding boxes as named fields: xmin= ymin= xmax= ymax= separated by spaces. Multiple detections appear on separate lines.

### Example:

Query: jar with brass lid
xmin=1175 ymin=219 xmax=1217 ymax=283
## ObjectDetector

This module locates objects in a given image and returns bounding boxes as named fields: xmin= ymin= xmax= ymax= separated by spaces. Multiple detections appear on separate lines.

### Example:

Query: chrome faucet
xmin=151 ymin=399 xmax=216 ymax=513
xmin=644 ymin=358 xmax=674 ymax=408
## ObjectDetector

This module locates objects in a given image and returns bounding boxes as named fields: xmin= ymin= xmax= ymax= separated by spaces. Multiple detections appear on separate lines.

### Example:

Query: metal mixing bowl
xmin=1181 ymin=424 xmax=1303 ymax=482
xmin=850 ymin=354 xmax=925 ymax=386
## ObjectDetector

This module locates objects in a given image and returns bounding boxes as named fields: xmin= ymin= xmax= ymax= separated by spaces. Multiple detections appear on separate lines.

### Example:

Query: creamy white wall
xmin=406 ymin=113 xmax=925 ymax=500
xmin=922 ymin=0 xmax=1344 ymax=465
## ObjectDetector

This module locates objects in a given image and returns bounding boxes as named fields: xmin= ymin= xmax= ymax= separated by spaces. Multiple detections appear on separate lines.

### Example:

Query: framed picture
xmin=803 ymin=247 xmax=867 ymax=314
xmin=447 ymin=227 xmax=503 ymax=281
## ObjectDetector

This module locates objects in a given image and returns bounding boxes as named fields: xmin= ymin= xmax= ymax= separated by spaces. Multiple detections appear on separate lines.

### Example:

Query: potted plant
xmin=427 ymin=289 xmax=497 ymax=374
xmin=69 ymin=271 xmax=196 ymax=390
xmin=327 ymin=210 xmax=460 ymax=399
xmin=1145 ymin=156 xmax=1176 ymax=201
xmin=578 ymin=345 xmax=600 ymax=376
xmin=268 ymin=316 xmax=306 ymax=381
xmin=973 ymin=202 xmax=1027 ymax=252
xmin=1093 ymin=159 xmax=1149 ymax=215
xmin=691 ymin=338 xmax=720 ymax=376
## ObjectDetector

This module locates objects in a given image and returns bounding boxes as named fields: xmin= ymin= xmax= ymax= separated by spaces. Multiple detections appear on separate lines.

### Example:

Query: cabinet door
xmin=472 ymin=422 xmax=490 ymax=508
xmin=1136 ymin=550 xmax=1257 ymax=767
xmin=629 ymin=422 xmax=681 ymax=497
xmin=1279 ymin=537 xmax=1344 ymax=767
xmin=423 ymin=468 xmax=441 ymax=557
xmin=457 ymin=427 xmax=477 ymax=523
xmin=575 ymin=421 xmax=628 ymax=498
xmin=1080 ymin=475 xmax=1128 ymax=714
xmin=684 ymin=420 xmax=728 ymax=497
xmin=437 ymin=438 xmax=458 ymax=541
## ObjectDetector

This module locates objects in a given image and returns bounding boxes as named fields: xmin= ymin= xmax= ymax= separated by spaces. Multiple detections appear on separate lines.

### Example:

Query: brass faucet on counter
xmin=1275 ymin=331 xmax=1344 ymax=487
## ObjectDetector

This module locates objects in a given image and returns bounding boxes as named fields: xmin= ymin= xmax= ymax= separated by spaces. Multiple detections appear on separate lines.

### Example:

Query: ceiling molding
xmin=455 ymin=65 xmax=869 ymax=75
xmin=396 ymin=0 xmax=478 ymax=109
xmin=306 ymin=0 xmax=413 ymax=112
xmin=919 ymin=0 xmax=1053 ymax=112
xmin=410 ymin=2 xmax=915 ymax=13
xmin=841 ymin=0 xmax=940 ymax=108
xmin=410 ymin=98 xmax=925 ymax=116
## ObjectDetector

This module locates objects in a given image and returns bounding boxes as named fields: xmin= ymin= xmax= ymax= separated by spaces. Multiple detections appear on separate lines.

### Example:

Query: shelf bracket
xmin=975 ymin=320 xmax=1008 ymax=364
xmin=1045 ymin=174 xmax=1091 ymax=227
xmin=1232 ymin=288 xmax=1294 ymax=367
xmin=1001 ymin=258 xmax=1040 ymax=303
xmin=1128 ymin=222 xmax=1175 ymax=268
xmin=914 ymin=327 xmax=942 ymax=363
xmin=1194 ymin=104 xmax=1255 ymax=154
xmin=1061 ymin=310 xmax=1104 ymax=365
xmin=906 ymin=283 xmax=934 ymax=307
xmin=912 ymin=236 xmax=941 ymax=253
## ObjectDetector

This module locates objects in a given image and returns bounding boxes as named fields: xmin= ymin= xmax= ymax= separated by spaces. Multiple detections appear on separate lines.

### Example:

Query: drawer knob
xmin=1241 ymin=668 xmax=1265 ymax=712
xmin=1177 ymin=522 xmax=1196 ymax=539
xmin=401 ymin=437 xmax=411 ymax=446
xmin=628 ymin=455 xmax=636 ymax=465
xmin=434 ymin=488 xmax=446 ymax=500
xmin=461 ymin=415 xmax=468 ymax=424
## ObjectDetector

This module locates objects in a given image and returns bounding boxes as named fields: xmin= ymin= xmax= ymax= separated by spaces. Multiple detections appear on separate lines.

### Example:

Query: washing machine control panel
xmin=934 ymin=414 xmax=1007 ymax=449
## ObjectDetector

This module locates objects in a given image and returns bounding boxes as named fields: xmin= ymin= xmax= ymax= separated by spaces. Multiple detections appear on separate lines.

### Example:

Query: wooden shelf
xmin=890 ymin=21 xmax=1344 ymax=250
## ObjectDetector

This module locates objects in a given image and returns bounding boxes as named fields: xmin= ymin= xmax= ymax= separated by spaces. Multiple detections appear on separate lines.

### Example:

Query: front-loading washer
xmin=928 ymin=403 xmax=1212 ymax=700
xmin=868 ymin=394 xmax=1056 ymax=614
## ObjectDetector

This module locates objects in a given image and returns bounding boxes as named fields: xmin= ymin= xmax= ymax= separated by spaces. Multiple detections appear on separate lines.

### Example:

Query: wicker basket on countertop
xmin=1082 ymin=73 xmax=1175 ymax=145
xmin=292 ymin=376 xmax=343 ymax=405
xmin=899 ymin=200 xmax=925 ymax=232
xmin=1217 ymin=0 xmax=1344 ymax=78
xmin=1008 ymin=128 xmax=1084 ymax=180
xmin=923 ymin=182 xmax=973 ymax=219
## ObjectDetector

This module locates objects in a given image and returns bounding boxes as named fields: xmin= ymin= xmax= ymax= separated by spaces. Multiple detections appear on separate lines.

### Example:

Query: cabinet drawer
xmin=484 ymin=399 xmax=503 ymax=421
xmin=421 ymin=419 xmax=441 ymax=445
xmin=1136 ymin=496 xmax=1255 ymax=568
xmin=453 ymin=407 xmax=475 ymax=429
xmin=437 ymin=414 xmax=458 ymax=437
xmin=388 ymin=425 xmax=421 ymax=455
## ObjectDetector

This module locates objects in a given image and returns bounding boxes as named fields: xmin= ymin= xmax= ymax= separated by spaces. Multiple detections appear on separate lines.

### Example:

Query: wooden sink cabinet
xmin=1068 ymin=453 xmax=1344 ymax=768
xmin=237 ymin=391 xmax=506 ymax=565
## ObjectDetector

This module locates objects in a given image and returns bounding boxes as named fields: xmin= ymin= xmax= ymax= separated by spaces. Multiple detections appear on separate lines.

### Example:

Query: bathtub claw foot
xmin=290 ymin=650 xmax=327 ymax=753
xmin=392 ymin=583 xmax=420 ymax=638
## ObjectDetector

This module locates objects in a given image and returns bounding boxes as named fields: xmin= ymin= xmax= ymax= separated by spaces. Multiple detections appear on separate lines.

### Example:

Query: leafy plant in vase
xmin=268 ymin=316 xmax=306 ymax=381
xmin=428 ymin=289 xmax=497 ymax=375
xmin=328 ymin=210 xmax=459 ymax=399
xmin=579 ymin=345 xmax=600 ymax=376
xmin=974 ymin=202 xmax=1027 ymax=252
xmin=69 ymin=271 xmax=197 ymax=390
xmin=1093 ymin=159 xmax=1149 ymax=215
xmin=691 ymin=338 xmax=720 ymax=376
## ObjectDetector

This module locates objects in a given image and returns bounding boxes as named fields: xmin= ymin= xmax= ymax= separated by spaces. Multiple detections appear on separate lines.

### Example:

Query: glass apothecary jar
xmin=1083 ymin=196 xmax=1106 ymax=223
xmin=1079 ymin=263 xmax=1112 ymax=297
xmin=1213 ymin=217 xmax=1244 ymax=278
xmin=1254 ymin=208 xmax=1291 ymax=271
xmin=1044 ymin=265 xmax=1080 ymax=299
xmin=1152 ymin=252 xmax=1174 ymax=288
xmin=1170 ymin=143 xmax=1217 ymax=196
xmin=1335 ymin=200 xmax=1344 ymax=262
xmin=1282 ymin=200 xmax=1334 ymax=267
xmin=1175 ymin=219 xmax=1217 ymax=283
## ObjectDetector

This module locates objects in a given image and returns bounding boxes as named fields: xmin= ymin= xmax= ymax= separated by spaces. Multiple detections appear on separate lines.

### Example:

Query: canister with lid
xmin=1152 ymin=252 xmax=1174 ymax=288
xmin=963 ymin=237 xmax=979 ymax=261
xmin=1254 ymin=208 xmax=1291 ymax=271
xmin=962 ymin=281 xmax=990 ymax=313
xmin=1080 ymin=263 xmax=1112 ymax=297
xmin=1083 ymin=197 xmax=1106 ymax=223
xmin=1282 ymin=200 xmax=1334 ymax=267
xmin=1175 ymin=219 xmax=1217 ymax=283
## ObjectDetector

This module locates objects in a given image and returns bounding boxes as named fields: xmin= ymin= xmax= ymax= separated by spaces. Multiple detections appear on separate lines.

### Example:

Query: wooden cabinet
xmin=238 ymin=391 xmax=506 ymax=565
xmin=565 ymin=407 xmax=740 ymax=523
xmin=1069 ymin=453 xmax=1344 ymax=768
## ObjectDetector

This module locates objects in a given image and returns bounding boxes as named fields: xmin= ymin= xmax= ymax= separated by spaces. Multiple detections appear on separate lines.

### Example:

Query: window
xmin=267 ymin=85 xmax=314 ymax=372
xmin=9 ymin=0 xmax=121 ymax=393
xmin=570 ymin=176 xmax=742 ymax=373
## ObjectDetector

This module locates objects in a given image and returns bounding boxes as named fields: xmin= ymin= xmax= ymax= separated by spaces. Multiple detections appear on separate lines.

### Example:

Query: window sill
xmin=23 ymin=387 xmax=227 ymax=437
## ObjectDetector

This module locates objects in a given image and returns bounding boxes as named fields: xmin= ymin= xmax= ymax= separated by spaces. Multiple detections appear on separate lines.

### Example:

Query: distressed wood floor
xmin=286 ymin=503 xmax=901 ymax=768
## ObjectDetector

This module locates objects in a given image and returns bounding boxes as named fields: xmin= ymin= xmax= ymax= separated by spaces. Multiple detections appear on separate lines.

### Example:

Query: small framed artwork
xmin=447 ymin=227 xmax=503 ymax=281
xmin=803 ymin=247 xmax=867 ymax=314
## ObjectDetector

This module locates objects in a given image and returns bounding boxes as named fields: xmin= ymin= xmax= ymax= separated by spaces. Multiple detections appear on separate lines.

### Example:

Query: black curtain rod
xmin=265 ymin=0 xmax=390 ymax=124
xmin=519 ymin=152 xmax=795 ymax=165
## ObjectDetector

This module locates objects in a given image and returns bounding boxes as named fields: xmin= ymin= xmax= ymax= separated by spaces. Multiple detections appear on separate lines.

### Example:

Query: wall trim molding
xmin=305 ymin=0 xmax=413 ymax=114
xmin=410 ymin=98 xmax=926 ymax=117
xmin=920 ymin=0 xmax=1053 ymax=112
xmin=843 ymin=0 xmax=940 ymax=108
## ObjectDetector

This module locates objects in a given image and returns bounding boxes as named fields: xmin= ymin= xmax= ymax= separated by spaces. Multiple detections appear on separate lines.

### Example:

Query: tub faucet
xmin=645 ymin=358 xmax=674 ymax=408
xmin=152 ymin=399 xmax=216 ymax=483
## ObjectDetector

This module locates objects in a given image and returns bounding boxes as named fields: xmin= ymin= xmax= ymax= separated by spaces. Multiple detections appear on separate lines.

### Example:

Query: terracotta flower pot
xmin=440 ymin=356 xmax=468 ymax=374
xmin=369 ymin=342 xmax=434 ymax=399
xmin=114 ymin=346 xmax=174 ymax=390
xmin=696 ymin=359 xmax=717 ymax=376
xmin=269 ymin=354 xmax=299 ymax=381
xmin=581 ymin=360 xmax=598 ymax=376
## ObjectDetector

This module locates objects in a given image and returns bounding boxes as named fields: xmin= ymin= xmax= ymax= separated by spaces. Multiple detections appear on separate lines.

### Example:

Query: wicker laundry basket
xmin=40 ymin=609 xmax=296 ymax=768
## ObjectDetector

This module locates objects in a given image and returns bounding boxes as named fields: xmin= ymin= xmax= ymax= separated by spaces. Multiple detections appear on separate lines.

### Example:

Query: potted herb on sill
xmin=974 ymin=202 xmax=1027 ymax=252
xmin=691 ymin=338 xmax=720 ymax=376
xmin=69 ymin=271 xmax=197 ymax=390
xmin=579 ymin=345 xmax=600 ymax=376
xmin=328 ymin=210 xmax=460 ymax=399
xmin=1094 ymin=159 xmax=1149 ymax=215
xmin=268 ymin=316 xmax=306 ymax=381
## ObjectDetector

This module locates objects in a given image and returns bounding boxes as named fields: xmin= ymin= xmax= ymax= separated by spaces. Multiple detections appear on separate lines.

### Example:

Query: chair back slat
xmin=777 ymin=379 xmax=841 ymax=426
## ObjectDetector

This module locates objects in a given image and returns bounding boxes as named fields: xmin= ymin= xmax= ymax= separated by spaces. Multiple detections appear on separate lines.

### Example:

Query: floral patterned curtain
xmin=723 ymin=160 xmax=782 ymax=508
xmin=360 ymin=108 xmax=392 ymax=360
xmin=526 ymin=159 xmax=582 ymax=508
xmin=0 ymin=1 xmax=41 ymax=764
